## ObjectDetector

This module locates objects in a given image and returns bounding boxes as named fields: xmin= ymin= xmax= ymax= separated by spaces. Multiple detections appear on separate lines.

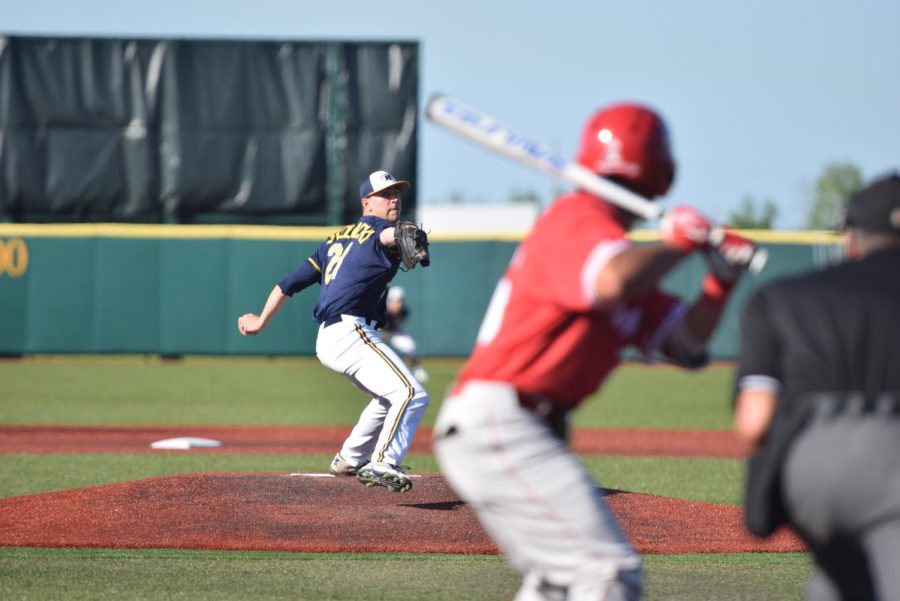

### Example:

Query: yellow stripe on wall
xmin=0 ymin=222 xmax=845 ymax=245
xmin=627 ymin=229 xmax=845 ymax=245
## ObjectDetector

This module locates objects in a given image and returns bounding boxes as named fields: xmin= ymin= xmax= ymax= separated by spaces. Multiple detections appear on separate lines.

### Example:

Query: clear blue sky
xmin=3 ymin=0 xmax=898 ymax=229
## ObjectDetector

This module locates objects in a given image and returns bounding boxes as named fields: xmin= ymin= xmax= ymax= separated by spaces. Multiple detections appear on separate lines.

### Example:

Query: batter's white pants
xmin=434 ymin=381 xmax=643 ymax=601
xmin=316 ymin=315 xmax=429 ymax=468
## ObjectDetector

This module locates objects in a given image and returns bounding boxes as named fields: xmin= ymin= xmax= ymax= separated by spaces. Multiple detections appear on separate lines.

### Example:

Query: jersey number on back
xmin=324 ymin=243 xmax=352 ymax=284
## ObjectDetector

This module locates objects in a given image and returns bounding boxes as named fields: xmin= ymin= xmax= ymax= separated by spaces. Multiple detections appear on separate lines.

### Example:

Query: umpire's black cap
xmin=844 ymin=173 xmax=900 ymax=232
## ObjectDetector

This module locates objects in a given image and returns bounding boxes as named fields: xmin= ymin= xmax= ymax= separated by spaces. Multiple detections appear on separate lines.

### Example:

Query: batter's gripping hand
xmin=706 ymin=229 xmax=758 ymax=284
xmin=659 ymin=206 xmax=713 ymax=253
xmin=394 ymin=221 xmax=431 ymax=271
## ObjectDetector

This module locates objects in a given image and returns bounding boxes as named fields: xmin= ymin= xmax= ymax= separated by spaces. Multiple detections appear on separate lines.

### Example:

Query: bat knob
xmin=748 ymin=248 xmax=769 ymax=274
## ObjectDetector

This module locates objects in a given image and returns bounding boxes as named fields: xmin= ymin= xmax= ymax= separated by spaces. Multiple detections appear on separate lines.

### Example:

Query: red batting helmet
xmin=576 ymin=103 xmax=675 ymax=199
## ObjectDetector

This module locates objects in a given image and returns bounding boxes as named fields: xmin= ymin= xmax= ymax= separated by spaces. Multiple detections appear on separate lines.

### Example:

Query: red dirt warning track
xmin=0 ymin=424 xmax=753 ymax=457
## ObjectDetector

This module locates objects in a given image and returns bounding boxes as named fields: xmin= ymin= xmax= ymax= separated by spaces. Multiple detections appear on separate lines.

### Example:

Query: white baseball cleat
xmin=329 ymin=452 xmax=364 ymax=476
xmin=355 ymin=462 xmax=412 ymax=493
xmin=413 ymin=366 xmax=429 ymax=383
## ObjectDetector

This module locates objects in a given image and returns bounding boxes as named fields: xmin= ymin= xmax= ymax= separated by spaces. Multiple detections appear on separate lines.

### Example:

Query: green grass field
xmin=0 ymin=357 xmax=812 ymax=600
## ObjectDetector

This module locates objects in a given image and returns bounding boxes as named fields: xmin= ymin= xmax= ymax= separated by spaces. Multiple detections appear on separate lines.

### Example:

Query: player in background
xmin=238 ymin=170 xmax=429 ymax=493
xmin=380 ymin=286 xmax=429 ymax=383
xmin=735 ymin=174 xmax=900 ymax=600
xmin=434 ymin=104 xmax=759 ymax=600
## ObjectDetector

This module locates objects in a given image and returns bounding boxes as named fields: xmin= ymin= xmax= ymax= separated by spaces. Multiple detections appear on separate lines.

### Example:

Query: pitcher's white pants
xmin=434 ymin=381 xmax=643 ymax=601
xmin=316 ymin=315 xmax=429 ymax=467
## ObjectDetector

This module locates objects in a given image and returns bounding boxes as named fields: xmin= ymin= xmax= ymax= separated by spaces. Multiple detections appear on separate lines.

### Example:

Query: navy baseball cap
xmin=360 ymin=170 xmax=410 ymax=199
xmin=843 ymin=173 xmax=900 ymax=232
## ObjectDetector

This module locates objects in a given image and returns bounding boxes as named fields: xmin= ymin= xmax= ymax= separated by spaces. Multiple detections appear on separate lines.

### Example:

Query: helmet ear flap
xmin=576 ymin=103 xmax=676 ymax=199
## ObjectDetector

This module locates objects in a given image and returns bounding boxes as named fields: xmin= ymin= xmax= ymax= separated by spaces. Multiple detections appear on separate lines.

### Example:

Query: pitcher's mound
xmin=0 ymin=473 xmax=803 ymax=554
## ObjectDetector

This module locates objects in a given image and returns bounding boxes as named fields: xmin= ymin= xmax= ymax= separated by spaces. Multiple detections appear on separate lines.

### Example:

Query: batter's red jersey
xmin=458 ymin=191 xmax=685 ymax=409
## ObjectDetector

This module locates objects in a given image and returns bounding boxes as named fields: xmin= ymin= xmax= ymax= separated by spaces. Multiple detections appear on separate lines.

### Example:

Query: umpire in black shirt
xmin=734 ymin=173 xmax=900 ymax=601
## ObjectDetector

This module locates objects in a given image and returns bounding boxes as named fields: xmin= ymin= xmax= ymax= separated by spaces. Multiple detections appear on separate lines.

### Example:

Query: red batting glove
xmin=702 ymin=229 xmax=757 ymax=301
xmin=659 ymin=206 xmax=713 ymax=253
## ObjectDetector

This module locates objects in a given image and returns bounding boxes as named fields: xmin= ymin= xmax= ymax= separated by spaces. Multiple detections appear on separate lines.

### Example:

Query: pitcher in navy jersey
xmin=238 ymin=170 xmax=429 ymax=493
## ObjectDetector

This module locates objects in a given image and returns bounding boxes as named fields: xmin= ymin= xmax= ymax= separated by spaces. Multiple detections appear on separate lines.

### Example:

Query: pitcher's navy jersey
xmin=277 ymin=216 xmax=400 ymax=326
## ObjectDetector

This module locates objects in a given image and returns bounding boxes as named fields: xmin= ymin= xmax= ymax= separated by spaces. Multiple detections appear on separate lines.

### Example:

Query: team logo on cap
xmin=597 ymin=130 xmax=641 ymax=177
xmin=361 ymin=170 xmax=408 ymax=199
xmin=368 ymin=171 xmax=397 ymax=189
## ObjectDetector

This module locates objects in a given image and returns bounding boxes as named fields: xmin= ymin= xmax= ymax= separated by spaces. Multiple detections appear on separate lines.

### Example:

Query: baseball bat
xmin=425 ymin=94 xmax=768 ymax=273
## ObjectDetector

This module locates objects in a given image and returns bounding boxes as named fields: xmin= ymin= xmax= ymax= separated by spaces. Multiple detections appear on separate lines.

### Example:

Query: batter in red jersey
xmin=435 ymin=103 xmax=759 ymax=601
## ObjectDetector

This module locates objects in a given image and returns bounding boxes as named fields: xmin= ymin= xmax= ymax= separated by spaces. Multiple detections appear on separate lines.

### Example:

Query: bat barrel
xmin=426 ymin=95 xmax=662 ymax=221
xmin=427 ymin=94 xmax=769 ymax=274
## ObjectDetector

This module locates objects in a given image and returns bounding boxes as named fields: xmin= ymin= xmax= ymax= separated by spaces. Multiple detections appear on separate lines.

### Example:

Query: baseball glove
xmin=394 ymin=221 xmax=431 ymax=270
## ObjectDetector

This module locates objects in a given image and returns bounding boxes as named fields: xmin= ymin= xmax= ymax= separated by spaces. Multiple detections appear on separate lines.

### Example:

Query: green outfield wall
xmin=0 ymin=224 xmax=843 ymax=359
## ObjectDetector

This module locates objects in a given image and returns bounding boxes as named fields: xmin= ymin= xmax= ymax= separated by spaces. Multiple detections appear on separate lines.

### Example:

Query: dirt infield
xmin=0 ymin=424 xmax=803 ymax=555
xmin=0 ymin=472 xmax=803 ymax=555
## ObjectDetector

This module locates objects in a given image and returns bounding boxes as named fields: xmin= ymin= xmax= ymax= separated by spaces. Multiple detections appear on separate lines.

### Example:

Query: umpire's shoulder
xmin=747 ymin=262 xmax=842 ymax=310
